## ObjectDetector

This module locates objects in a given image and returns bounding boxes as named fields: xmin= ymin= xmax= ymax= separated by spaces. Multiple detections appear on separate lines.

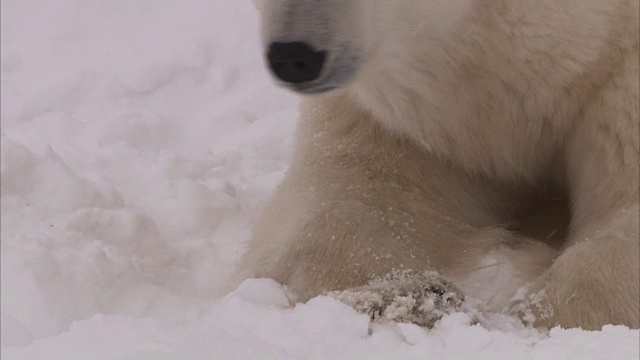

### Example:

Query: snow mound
xmin=3 ymin=279 xmax=639 ymax=360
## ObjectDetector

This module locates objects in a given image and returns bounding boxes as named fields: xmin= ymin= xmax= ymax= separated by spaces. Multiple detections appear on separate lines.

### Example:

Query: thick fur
xmin=235 ymin=0 xmax=640 ymax=330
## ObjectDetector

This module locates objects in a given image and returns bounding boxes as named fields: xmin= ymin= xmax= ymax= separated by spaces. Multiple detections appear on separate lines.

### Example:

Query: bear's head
xmin=254 ymin=0 xmax=472 ymax=95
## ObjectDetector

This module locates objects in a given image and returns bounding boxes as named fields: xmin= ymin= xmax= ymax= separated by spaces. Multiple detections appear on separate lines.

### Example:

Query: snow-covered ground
xmin=1 ymin=1 xmax=638 ymax=359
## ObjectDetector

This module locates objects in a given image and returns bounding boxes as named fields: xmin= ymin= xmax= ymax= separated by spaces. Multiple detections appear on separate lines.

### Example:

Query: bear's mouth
xmin=291 ymin=83 xmax=340 ymax=94
xmin=288 ymin=63 xmax=357 ymax=94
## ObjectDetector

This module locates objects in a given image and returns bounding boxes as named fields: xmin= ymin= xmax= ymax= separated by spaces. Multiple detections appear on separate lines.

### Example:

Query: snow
xmin=1 ymin=0 xmax=638 ymax=358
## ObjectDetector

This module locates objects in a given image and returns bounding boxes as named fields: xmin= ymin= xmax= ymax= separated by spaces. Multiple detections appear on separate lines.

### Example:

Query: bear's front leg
xmin=519 ymin=209 xmax=639 ymax=330
xmin=233 ymin=95 xmax=555 ymax=327
xmin=233 ymin=95 xmax=483 ymax=302
xmin=519 ymin=60 xmax=640 ymax=329
xmin=515 ymin=205 xmax=639 ymax=330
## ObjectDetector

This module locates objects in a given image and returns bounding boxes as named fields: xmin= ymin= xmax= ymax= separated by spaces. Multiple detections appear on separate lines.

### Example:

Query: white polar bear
xmin=234 ymin=0 xmax=639 ymax=330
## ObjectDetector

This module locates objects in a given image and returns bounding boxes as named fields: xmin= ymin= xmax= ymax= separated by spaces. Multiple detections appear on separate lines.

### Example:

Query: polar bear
xmin=233 ymin=0 xmax=639 ymax=330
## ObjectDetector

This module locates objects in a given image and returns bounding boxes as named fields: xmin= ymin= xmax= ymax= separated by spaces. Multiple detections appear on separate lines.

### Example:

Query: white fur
xmin=236 ymin=0 xmax=640 ymax=330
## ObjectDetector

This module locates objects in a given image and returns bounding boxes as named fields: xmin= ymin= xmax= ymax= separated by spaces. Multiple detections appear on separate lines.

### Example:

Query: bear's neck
xmin=348 ymin=2 xmax=628 ymax=184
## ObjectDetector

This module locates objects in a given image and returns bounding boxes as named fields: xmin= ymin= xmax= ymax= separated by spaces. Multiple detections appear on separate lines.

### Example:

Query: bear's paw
xmin=329 ymin=271 xmax=467 ymax=328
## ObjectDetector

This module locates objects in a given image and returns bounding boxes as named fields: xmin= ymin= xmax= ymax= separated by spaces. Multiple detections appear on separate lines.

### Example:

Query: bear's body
xmin=234 ymin=0 xmax=640 ymax=330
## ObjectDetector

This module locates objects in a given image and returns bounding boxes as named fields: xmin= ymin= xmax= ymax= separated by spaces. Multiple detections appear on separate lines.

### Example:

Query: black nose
xmin=267 ymin=42 xmax=326 ymax=83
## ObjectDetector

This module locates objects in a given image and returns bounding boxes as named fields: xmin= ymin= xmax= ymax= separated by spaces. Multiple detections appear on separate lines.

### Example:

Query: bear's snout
xmin=267 ymin=42 xmax=327 ymax=84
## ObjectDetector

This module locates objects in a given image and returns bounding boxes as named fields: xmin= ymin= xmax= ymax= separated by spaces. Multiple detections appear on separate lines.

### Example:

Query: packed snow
xmin=1 ymin=1 xmax=638 ymax=359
